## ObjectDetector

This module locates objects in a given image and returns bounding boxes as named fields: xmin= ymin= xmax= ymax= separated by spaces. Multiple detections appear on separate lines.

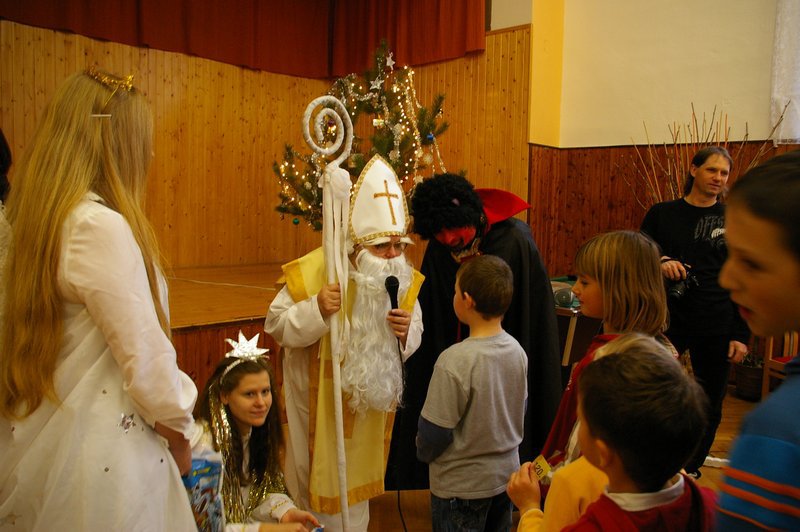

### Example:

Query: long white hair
xmin=342 ymin=249 xmax=413 ymax=414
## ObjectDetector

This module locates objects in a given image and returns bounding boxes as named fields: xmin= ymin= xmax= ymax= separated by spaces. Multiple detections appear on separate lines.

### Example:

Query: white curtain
xmin=771 ymin=0 xmax=800 ymax=143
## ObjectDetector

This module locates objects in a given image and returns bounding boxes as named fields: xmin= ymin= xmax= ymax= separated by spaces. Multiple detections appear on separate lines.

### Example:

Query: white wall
xmin=492 ymin=0 xmax=531 ymax=30
xmin=558 ymin=0 xmax=777 ymax=147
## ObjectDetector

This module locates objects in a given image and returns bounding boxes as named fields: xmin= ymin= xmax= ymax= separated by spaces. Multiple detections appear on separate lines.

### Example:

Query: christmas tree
xmin=275 ymin=43 xmax=449 ymax=230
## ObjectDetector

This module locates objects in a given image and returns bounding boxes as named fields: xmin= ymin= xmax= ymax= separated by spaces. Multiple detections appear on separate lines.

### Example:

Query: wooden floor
xmin=167 ymin=264 xmax=284 ymax=328
xmin=367 ymin=388 xmax=759 ymax=532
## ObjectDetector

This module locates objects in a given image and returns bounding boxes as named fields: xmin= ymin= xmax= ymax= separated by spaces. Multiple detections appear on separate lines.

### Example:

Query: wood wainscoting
xmin=529 ymin=142 xmax=800 ymax=277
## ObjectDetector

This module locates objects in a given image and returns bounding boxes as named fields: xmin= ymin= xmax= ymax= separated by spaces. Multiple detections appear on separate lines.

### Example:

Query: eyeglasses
xmin=370 ymin=241 xmax=408 ymax=253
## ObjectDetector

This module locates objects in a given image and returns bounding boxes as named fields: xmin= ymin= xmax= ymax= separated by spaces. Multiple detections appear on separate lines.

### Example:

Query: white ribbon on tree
xmin=302 ymin=95 xmax=353 ymax=531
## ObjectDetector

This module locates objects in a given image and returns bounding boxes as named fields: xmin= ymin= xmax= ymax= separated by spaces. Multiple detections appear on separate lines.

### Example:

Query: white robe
xmin=265 ymin=284 xmax=422 ymax=532
xmin=0 ymin=193 xmax=197 ymax=531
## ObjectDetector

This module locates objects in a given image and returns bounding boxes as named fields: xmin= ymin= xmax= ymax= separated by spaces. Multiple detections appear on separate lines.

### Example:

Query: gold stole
xmin=281 ymin=247 xmax=424 ymax=514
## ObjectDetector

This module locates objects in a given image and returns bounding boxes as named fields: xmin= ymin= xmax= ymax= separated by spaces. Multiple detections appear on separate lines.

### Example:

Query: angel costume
xmin=0 ymin=193 xmax=197 ymax=531
xmin=191 ymin=420 xmax=298 ymax=532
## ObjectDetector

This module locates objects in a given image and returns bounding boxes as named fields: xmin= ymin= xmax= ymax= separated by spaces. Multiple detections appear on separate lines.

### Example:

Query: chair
xmin=761 ymin=331 xmax=799 ymax=398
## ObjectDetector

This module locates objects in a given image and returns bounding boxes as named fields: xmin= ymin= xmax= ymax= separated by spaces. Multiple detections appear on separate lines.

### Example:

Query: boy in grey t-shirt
xmin=416 ymin=255 xmax=528 ymax=531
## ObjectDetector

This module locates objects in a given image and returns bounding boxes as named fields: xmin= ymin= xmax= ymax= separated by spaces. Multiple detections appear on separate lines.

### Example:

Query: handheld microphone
xmin=384 ymin=274 xmax=404 ymax=383
xmin=385 ymin=275 xmax=399 ymax=309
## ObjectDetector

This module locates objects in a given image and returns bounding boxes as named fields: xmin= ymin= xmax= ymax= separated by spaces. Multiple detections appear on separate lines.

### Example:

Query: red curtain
xmin=330 ymin=0 xmax=486 ymax=77
xmin=0 ymin=0 xmax=484 ymax=78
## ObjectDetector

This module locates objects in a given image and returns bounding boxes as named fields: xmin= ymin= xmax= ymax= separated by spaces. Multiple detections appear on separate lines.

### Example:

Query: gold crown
xmin=85 ymin=66 xmax=135 ymax=93
xmin=86 ymin=67 xmax=136 ymax=111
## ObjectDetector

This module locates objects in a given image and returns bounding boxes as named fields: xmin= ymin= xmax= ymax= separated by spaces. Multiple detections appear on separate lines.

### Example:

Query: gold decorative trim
xmin=85 ymin=66 xmax=136 ymax=109
xmin=348 ymin=154 xmax=410 ymax=244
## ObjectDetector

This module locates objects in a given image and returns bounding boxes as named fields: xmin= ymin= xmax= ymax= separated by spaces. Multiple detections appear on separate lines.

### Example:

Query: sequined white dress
xmin=0 ymin=193 xmax=197 ymax=531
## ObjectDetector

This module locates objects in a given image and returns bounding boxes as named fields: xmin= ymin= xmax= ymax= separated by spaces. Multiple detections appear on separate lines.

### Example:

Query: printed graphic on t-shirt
xmin=694 ymin=215 xmax=726 ymax=251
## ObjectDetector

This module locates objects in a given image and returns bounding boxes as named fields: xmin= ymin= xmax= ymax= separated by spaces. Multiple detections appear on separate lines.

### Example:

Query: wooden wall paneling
xmin=0 ymin=23 xmax=15 ymax=145
xmin=529 ymin=145 xmax=567 ymax=275
xmin=242 ymin=71 xmax=260 ymax=261
xmin=21 ymin=24 xmax=36 ymax=150
xmin=454 ymin=49 xmax=467 ymax=173
xmin=173 ymin=320 xmax=281 ymax=394
xmin=470 ymin=49 xmax=484 ymax=180
xmin=494 ymin=32 xmax=509 ymax=187
xmin=157 ymin=49 xmax=182 ymax=267
xmin=274 ymin=71 xmax=328 ymax=261
xmin=513 ymin=29 xmax=531 ymax=191
xmin=410 ymin=27 xmax=530 ymax=202
xmin=2 ymin=22 xmax=531 ymax=268
xmin=494 ymin=31 xmax=508 ymax=189
xmin=165 ymin=50 xmax=181 ymax=263
xmin=473 ymin=45 xmax=488 ymax=182
xmin=32 ymin=25 xmax=47 ymax=118
xmin=456 ymin=54 xmax=466 ymax=159
xmin=529 ymin=142 xmax=800 ymax=278
xmin=475 ymin=36 xmax=491 ymax=183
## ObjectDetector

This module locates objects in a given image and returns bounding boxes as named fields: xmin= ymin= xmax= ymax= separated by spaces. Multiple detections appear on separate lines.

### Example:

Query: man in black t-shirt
xmin=641 ymin=146 xmax=749 ymax=477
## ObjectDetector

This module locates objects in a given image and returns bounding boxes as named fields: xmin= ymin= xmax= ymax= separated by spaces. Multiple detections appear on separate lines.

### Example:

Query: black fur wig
xmin=410 ymin=173 xmax=484 ymax=240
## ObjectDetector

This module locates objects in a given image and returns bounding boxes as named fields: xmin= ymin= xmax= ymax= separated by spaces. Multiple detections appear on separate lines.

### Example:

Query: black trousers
xmin=667 ymin=333 xmax=732 ymax=473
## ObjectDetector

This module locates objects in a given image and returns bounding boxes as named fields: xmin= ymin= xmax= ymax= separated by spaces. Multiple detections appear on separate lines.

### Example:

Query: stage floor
xmin=167 ymin=264 xmax=284 ymax=329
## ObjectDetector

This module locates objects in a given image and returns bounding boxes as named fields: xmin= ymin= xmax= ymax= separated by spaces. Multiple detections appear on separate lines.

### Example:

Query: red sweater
xmin=563 ymin=475 xmax=718 ymax=531
xmin=540 ymin=334 xmax=619 ymax=466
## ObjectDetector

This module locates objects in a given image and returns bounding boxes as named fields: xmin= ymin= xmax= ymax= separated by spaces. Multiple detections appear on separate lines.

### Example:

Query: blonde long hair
xmin=0 ymin=70 xmax=167 ymax=419
xmin=574 ymin=230 xmax=667 ymax=336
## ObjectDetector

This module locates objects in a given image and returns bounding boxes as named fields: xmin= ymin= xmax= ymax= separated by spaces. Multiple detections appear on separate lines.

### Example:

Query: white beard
xmin=341 ymin=249 xmax=413 ymax=414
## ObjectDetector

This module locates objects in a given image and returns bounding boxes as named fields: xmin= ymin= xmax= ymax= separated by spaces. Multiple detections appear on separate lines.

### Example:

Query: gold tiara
xmin=86 ymin=67 xmax=135 ymax=110
xmin=86 ymin=67 xmax=134 ymax=92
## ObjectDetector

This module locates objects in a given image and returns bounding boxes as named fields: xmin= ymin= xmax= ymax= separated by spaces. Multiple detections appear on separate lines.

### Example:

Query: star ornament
xmin=225 ymin=331 xmax=269 ymax=360
xmin=370 ymin=77 xmax=383 ymax=91
xmin=119 ymin=413 xmax=137 ymax=433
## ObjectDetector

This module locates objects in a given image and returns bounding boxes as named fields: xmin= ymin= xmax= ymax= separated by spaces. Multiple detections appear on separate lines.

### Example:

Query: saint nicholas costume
xmin=265 ymin=157 xmax=423 ymax=531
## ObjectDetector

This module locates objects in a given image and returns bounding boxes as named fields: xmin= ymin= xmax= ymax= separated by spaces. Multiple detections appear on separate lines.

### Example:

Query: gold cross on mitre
xmin=373 ymin=179 xmax=399 ymax=225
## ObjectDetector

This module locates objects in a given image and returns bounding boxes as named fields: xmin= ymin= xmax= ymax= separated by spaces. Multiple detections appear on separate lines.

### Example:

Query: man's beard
xmin=341 ymin=249 xmax=413 ymax=414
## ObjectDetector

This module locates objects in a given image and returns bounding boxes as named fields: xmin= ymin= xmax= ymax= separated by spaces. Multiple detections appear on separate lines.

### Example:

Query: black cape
xmin=386 ymin=217 xmax=562 ymax=489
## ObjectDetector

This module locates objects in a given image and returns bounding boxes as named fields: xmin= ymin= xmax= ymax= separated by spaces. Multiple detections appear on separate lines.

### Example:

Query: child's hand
xmin=258 ymin=522 xmax=309 ymax=532
xmin=281 ymin=508 xmax=319 ymax=526
xmin=268 ymin=508 xmax=319 ymax=532
xmin=507 ymin=462 xmax=542 ymax=514
xmin=154 ymin=422 xmax=191 ymax=476
xmin=317 ymin=283 xmax=341 ymax=317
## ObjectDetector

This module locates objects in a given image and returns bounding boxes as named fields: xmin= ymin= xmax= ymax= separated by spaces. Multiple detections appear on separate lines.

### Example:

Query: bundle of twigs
xmin=625 ymin=102 xmax=788 ymax=210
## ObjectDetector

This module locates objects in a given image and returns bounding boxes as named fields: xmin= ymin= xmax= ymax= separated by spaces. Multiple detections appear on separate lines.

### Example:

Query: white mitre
xmin=348 ymin=155 xmax=412 ymax=246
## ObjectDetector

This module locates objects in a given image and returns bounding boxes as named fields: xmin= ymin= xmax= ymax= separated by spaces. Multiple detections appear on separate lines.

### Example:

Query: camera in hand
xmin=668 ymin=270 xmax=700 ymax=300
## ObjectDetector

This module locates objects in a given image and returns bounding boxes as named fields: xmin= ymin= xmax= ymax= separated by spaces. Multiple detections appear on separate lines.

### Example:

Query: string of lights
xmin=274 ymin=43 xmax=450 ymax=230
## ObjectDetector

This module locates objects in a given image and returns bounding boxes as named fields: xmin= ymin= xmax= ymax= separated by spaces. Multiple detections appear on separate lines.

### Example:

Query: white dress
xmin=0 ymin=193 xmax=197 ymax=531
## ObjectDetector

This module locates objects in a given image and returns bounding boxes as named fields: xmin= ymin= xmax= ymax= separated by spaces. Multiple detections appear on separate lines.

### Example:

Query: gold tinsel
xmin=208 ymin=381 xmax=289 ymax=523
